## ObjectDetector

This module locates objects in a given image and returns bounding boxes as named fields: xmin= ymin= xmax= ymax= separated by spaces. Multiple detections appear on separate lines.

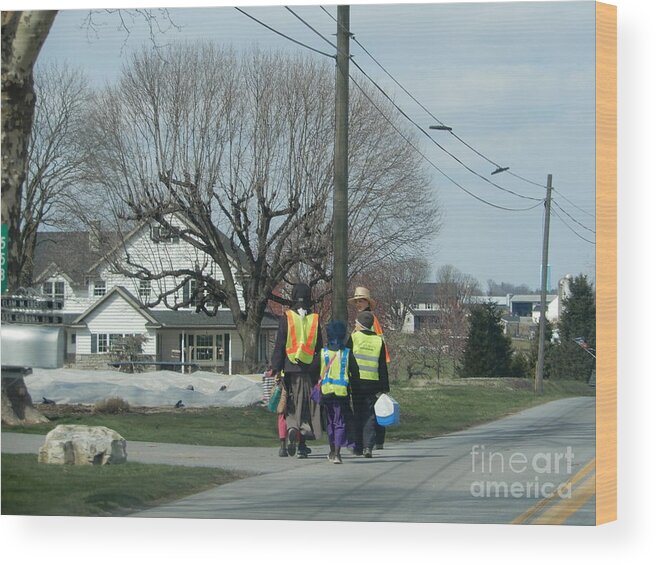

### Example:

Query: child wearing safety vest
xmin=320 ymin=320 xmax=359 ymax=464
xmin=348 ymin=286 xmax=390 ymax=450
xmin=346 ymin=311 xmax=390 ymax=458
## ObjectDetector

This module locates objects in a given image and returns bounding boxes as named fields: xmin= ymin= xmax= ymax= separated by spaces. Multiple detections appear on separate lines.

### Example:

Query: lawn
xmin=1 ymin=378 xmax=593 ymax=517
xmin=3 ymin=379 xmax=594 ymax=447
xmin=1 ymin=453 xmax=246 ymax=517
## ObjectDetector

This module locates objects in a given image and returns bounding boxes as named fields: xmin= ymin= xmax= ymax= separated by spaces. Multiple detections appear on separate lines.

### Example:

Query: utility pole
xmin=332 ymin=5 xmax=350 ymax=324
xmin=535 ymin=174 xmax=553 ymax=394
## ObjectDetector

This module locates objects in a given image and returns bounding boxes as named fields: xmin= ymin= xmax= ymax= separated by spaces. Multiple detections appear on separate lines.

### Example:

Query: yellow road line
xmin=511 ymin=458 xmax=596 ymax=525
xmin=531 ymin=472 xmax=596 ymax=525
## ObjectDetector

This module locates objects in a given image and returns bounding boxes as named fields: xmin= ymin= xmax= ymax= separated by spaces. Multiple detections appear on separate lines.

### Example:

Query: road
xmin=1 ymin=396 xmax=596 ymax=525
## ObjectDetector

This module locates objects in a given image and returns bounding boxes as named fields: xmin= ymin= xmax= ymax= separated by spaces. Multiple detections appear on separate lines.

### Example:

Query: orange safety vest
xmin=372 ymin=313 xmax=391 ymax=363
xmin=285 ymin=310 xmax=319 ymax=364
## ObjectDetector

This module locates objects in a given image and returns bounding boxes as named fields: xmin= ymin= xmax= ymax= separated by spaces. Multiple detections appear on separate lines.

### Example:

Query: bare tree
xmin=432 ymin=264 xmax=482 ymax=374
xmin=1 ymin=9 xmax=177 ymax=293
xmin=18 ymin=63 xmax=93 ymax=287
xmin=84 ymin=45 xmax=439 ymax=370
xmin=353 ymin=257 xmax=430 ymax=330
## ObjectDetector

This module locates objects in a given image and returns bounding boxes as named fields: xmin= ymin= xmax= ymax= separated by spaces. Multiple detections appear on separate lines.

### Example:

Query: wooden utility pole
xmin=535 ymin=174 xmax=553 ymax=394
xmin=332 ymin=5 xmax=350 ymax=324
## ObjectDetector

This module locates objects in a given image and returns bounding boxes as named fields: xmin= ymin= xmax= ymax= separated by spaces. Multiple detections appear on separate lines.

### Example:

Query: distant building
xmin=8 ymin=217 xmax=279 ymax=373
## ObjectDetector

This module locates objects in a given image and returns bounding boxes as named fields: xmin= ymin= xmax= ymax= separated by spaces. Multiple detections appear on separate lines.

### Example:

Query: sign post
xmin=1 ymin=224 xmax=8 ymax=294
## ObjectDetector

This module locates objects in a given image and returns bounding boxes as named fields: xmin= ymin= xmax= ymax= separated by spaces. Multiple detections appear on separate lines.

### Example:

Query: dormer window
xmin=93 ymin=280 xmax=106 ymax=296
xmin=43 ymin=281 xmax=65 ymax=301
xmin=151 ymin=225 xmax=179 ymax=244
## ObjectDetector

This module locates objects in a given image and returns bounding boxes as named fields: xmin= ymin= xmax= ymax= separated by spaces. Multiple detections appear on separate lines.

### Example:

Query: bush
xmin=94 ymin=397 xmax=130 ymax=414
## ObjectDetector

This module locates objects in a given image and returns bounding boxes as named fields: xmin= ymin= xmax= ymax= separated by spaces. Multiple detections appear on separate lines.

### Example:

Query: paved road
xmin=1 ymin=396 xmax=596 ymax=525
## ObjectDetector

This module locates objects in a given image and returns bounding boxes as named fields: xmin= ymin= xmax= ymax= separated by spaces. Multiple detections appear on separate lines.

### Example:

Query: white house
xmin=27 ymin=217 xmax=279 ymax=373
xmin=400 ymin=282 xmax=508 ymax=334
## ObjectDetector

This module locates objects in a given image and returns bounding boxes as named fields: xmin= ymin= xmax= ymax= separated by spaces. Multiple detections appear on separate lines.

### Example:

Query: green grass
xmin=385 ymin=379 xmax=594 ymax=441
xmin=6 ymin=406 xmax=279 ymax=447
xmin=3 ymin=379 xmax=593 ymax=447
xmin=1 ymin=453 xmax=246 ymax=517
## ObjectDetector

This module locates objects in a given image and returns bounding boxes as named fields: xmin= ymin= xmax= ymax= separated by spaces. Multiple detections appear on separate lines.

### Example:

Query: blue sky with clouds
xmin=38 ymin=1 xmax=597 ymax=290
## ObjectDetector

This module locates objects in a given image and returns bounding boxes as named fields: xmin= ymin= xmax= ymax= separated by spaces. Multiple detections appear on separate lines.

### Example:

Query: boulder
xmin=38 ymin=425 xmax=127 ymax=465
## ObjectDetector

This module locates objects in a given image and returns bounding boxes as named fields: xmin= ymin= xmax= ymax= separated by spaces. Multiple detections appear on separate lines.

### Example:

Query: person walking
xmin=271 ymin=283 xmax=323 ymax=459
xmin=346 ymin=311 xmax=390 ymax=458
xmin=320 ymin=320 xmax=359 ymax=464
xmin=348 ymin=286 xmax=389 ymax=450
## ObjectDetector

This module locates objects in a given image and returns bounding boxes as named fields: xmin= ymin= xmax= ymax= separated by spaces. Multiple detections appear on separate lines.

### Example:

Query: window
xmin=151 ymin=225 xmax=179 ymax=244
xmin=92 ymin=332 xmax=141 ymax=355
xmin=193 ymin=335 xmax=214 ymax=361
xmin=184 ymin=279 xmax=226 ymax=309
xmin=139 ymin=280 xmax=151 ymax=300
xmin=93 ymin=281 xmax=106 ymax=296
xmin=71 ymin=333 xmax=76 ymax=345
xmin=43 ymin=281 xmax=65 ymax=301
xmin=189 ymin=334 xmax=224 ymax=362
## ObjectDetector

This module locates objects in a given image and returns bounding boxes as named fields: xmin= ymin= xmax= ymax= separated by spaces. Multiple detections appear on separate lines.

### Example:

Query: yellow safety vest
xmin=351 ymin=331 xmax=383 ymax=381
xmin=320 ymin=348 xmax=350 ymax=397
xmin=285 ymin=310 xmax=319 ymax=364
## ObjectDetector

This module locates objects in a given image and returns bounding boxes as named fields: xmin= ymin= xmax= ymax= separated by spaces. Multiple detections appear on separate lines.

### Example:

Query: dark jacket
xmin=270 ymin=309 xmax=323 ymax=381
xmin=346 ymin=330 xmax=389 ymax=396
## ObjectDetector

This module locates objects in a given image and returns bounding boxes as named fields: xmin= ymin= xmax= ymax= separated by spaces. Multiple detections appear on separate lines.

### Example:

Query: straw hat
xmin=348 ymin=286 xmax=376 ymax=308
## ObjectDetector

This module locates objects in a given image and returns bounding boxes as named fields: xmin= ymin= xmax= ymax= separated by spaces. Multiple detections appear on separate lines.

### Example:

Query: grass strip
xmin=3 ymin=380 xmax=593 ymax=447
xmin=1 ymin=453 xmax=246 ymax=517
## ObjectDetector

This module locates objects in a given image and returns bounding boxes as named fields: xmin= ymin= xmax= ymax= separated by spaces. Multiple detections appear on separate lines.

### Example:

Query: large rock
xmin=38 ymin=425 xmax=127 ymax=465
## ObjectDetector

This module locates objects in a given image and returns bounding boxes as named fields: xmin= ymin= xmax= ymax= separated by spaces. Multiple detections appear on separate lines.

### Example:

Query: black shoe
xmin=363 ymin=448 xmax=373 ymax=458
xmin=298 ymin=444 xmax=312 ymax=456
xmin=287 ymin=429 xmax=297 ymax=457
xmin=278 ymin=445 xmax=288 ymax=457
xmin=350 ymin=448 xmax=363 ymax=456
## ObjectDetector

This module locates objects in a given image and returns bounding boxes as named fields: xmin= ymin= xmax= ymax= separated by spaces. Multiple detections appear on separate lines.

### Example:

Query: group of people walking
xmin=269 ymin=284 xmax=390 ymax=463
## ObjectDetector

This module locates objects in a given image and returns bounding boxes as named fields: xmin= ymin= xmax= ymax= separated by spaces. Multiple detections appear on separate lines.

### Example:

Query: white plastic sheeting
xmin=24 ymin=368 xmax=265 ymax=408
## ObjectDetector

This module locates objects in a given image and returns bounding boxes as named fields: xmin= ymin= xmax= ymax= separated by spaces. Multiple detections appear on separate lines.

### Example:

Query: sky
xmin=33 ymin=0 xmax=598 ymax=290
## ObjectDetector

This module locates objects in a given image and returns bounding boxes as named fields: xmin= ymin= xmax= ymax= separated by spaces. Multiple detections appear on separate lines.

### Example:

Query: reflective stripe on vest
xmin=285 ymin=310 xmax=319 ymax=364
xmin=320 ymin=348 xmax=350 ymax=397
xmin=351 ymin=331 xmax=383 ymax=381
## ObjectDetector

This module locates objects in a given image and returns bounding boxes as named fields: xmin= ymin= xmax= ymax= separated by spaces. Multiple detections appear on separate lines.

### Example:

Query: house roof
xmin=510 ymin=294 xmax=557 ymax=303
xmin=33 ymin=232 xmax=105 ymax=287
xmin=72 ymin=286 xmax=160 ymax=326
xmin=70 ymin=285 xmax=279 ymax=330
xmin=145 ymin=310 xmax=279 ymax=329
xmin=85 ymin=216 xmax=248 ymax=275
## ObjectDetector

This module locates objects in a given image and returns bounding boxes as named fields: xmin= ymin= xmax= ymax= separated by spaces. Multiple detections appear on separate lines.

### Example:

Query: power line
xmin=553 ymin=187 xmax=596 ymax=219
xmin=234 ymin=7 xmax=335 ymax=59
xmin=349 ymin=57 xmax=543 ymax=202
xmin=285 ymin=6 xmax=336 ymax=49
xmin=552 ymin=207 xmax=596 ymax=245
xmin=320 ymin=4 xmax=547 ymax=190
xmin=552 ymin=199 xmax=596 ymax=234
xmin=235 ymin=6 xmax=543 ymax=213
xmin=350 ymin=74 xmax=544 ymax=213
